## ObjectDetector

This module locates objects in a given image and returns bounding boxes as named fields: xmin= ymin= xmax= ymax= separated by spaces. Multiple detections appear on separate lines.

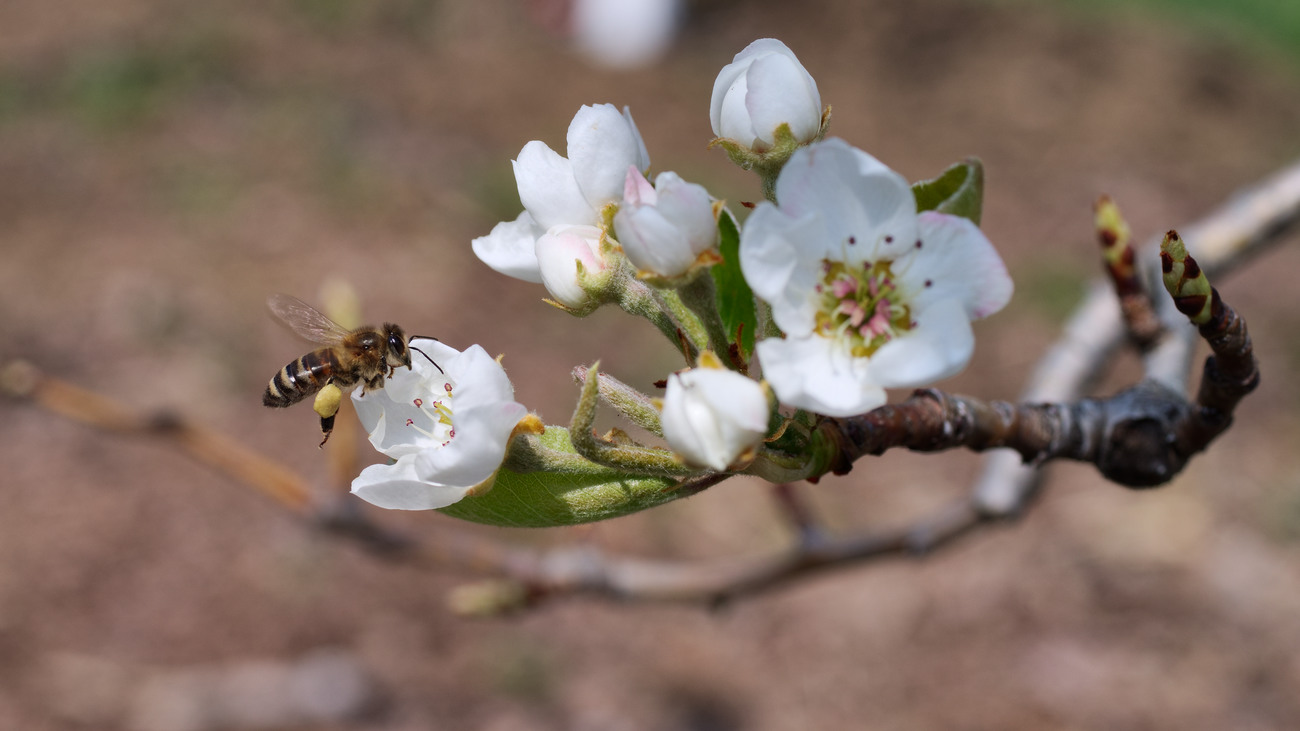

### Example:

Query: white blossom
xmin=472 ymin=103 xmax=650 ymax=294
xmin=350 ymin=339 xmax=529 ymax=510
xmin=661 ymin=361 xmax=769 ymax=471
xmin=710 ymin=38 xmax=822 ymax=152
xmin=613 ymin=167 xmax=718 ymax=278
xmin=741 ymin=138 xmax=1013 ymax=417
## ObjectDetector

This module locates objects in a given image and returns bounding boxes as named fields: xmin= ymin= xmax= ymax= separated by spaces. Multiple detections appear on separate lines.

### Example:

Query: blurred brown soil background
xmin=3 ymin=0 xmax=1300 ymax=729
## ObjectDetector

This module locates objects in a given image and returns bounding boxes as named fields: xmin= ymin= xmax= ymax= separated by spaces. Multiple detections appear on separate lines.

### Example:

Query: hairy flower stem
xmin=503 ymin=432 xmax=614 ymax=474
xmin=569 ymin=362 xmax=697 ymax=477
xmin=614 ymin=273 xmax=706 ymax=360
xmin=676 ymin=274 xmax=736 ymax=364
xmin=572 ymin=365 xmax=663 ymax=436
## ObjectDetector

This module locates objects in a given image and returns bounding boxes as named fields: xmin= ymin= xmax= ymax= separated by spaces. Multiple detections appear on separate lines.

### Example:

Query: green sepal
xmin=912 ymin=158 xmax=984 ymax=225
xmin=437 ymin=426 xmax=687 ymax=527
xmin=709 ymin=209 xmax=757 ymax=358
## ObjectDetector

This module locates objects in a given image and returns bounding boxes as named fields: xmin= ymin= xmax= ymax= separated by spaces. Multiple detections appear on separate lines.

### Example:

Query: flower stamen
xmin=814 ymin=259 xmax=912 ymax=357
xmin=401 ymin=388 xmax=458 ymax=442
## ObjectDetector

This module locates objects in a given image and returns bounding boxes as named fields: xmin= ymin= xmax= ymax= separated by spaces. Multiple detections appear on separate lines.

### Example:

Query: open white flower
xmin=613 ymin=167 xmax=719 ymax=279
xmin=742 ymin=138 xmax=1013 ymax=417
xmin=710 ymin=38 xmax=822 ymax=152
xmin=660 ymin=357 xmax=770 ymax=471
xmin=351 ymin=339 xmax=529 ymax=510
xmin=472 ymin=103 xmax=650 ymax=292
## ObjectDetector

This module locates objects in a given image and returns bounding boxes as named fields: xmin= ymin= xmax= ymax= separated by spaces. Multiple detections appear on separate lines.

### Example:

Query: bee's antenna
xmin=410 ymin=345 xmax=444 ymax=374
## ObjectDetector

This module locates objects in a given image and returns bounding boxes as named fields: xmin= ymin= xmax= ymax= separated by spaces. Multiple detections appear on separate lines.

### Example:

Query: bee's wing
xmin=266 ymin=294 xmax=351 ymax=345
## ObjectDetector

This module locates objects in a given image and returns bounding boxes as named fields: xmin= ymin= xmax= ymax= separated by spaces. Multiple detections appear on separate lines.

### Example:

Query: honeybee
xmin=262 ymin=294 xmax=438 ymax=446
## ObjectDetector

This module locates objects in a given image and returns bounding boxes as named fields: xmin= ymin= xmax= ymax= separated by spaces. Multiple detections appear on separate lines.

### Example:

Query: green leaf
xmin=709 ymin=209 xmax=757 ymax=357
xmin=912 ymin=158 xmax=983 ymax=225
xmin=437 ymin=427 xmax=688 ymax=527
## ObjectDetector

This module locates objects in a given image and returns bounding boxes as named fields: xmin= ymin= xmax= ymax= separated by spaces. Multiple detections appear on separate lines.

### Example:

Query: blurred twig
xmin=973 ymin=158 xmax=1300 ymax=516
xmin=1 ymin=361 xmax=312 ymax=513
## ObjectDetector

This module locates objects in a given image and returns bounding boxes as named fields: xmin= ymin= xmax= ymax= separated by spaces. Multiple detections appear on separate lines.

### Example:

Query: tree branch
xmin=973 ymin=158 xmax=1300 ymax=515
xmin=3 ymin=159 xmax=1296 ymax=610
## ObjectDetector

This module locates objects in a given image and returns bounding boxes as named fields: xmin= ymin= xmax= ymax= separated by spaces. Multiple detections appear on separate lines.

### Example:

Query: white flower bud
xmin=710 ymin=38 xmax=822 ymax=152
xmin=661 ymin=365 xmax=769 ymax=471
xmin=614 ymin=168 xmax=718 ymax=278
xmin=535 ymin=224 xmax=607 ymax=309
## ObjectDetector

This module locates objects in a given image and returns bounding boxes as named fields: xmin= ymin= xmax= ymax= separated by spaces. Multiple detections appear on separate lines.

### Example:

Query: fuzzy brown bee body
xmin=263 ymin=332 xmax=394 ymax=408
xmin=263 ymin=295 xmax=414 ymax=446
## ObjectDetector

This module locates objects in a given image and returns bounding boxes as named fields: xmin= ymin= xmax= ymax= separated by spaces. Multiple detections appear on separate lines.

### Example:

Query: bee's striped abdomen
xmin=263 ymin=349 xmax=339 ymax=407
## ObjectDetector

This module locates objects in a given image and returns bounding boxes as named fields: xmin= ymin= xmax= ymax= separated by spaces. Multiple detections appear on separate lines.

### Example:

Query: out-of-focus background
xmin=3 ymin=0 xmax=1300 ymax=728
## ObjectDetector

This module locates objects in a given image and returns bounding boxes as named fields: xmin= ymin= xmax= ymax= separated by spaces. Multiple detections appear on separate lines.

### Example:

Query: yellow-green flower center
xmin=813 ymin=260 xmax=913 ymax=357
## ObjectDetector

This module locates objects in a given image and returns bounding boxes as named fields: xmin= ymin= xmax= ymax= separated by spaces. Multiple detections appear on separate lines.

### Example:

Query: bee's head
xmin=383 ymin=323 xmax=412 ymax=369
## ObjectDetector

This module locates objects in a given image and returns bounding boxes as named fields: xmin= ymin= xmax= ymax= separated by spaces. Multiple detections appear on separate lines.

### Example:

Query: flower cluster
xmin=472 ymin=103 xmax=724 ymax=307
xmin=340 ymin=37 xmax=1012 ymax=521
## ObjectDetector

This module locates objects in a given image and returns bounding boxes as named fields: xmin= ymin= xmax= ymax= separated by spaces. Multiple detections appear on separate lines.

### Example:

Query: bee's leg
xmin=365 ymin=373 xmax=386 ymax=391
xmin=312 ymin=383 xmax=344 ymax=448
xmin=318 ymin=413 xmax=337 ymax=447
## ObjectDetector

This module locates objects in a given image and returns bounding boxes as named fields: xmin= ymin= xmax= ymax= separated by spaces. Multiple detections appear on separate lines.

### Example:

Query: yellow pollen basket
xmin=313 ymin=383 xmax=344 ymax=418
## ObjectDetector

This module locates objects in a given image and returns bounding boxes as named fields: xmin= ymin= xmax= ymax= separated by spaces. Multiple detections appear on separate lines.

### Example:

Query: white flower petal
xmin=716 ymin=74 xmax=759 ymax=147
xmin=709 ymin=40 xmax=763 ymax=136
xmin=352 ymin=456 xmax=469 ymax=511
xmin=898 ymin=212 xmax=1014 ymax=320
xmin=773 ymin=138 xmax=916 ymax=264
xmin=415 ymin=401 xmax=528 ymax=487
xmin=868 ymin=298 xmax=975 ymax=389
xmin=615 ymin=206 xmax=695 ymax=277
xmin=757 ymin=336 xmax=886 ymax=417
xmin=744 ymin=52 xmax=821 ymax=146
xmin=621 ymin=106 xmax=651 ymax=173
xmin=567 ymin=104 xmax=648 ymax=211
xmin=739 ymin=203 xmax=823 ymax=336
xmin=442 ymin=344 xmax=516 ymax=412
xmin=471 ymin=211 xmax=544 ymax=283
xmin=514 ymin=140 xmax=596 ymax=230
xmin=623 ymin=165 xmax=656 ymax=206
xmin=652 ymin=172 xmax=717 ymax=255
